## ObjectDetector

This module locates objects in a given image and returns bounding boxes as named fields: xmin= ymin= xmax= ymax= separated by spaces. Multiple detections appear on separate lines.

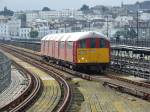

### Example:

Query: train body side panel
xmin=41 ymin=40 xmax=44 ymax=55
xmin=48 ymin=41 xmax=52 ymax=57
xmin=45 ymin=41 xmax=48 ymax=56
xmin=77 ymin=48 xmax=110 ymax=63
xmin=66 ymin=48 xmax=73 ymax=62
xmin=54 ymin=41 xmax=59 ymax=59
xmin=59 ymin=42 xmax=65 ymax=61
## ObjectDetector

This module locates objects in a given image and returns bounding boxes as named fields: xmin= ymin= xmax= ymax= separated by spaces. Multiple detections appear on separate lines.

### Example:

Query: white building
xmin=140 ymin=13 xmax=150 ymax=21
xmin=36 ymin=26 xmax=50 ymax=38
xmin=39 ymin=11 xmax=59 ymax=20
xmin=59 ymin=9 xmax=83 ymax=17
xmin=8 ymin=19 xmax=21 ymax=36
xmin=0 ymin=23 xmax=9 ymax=38
xmin=19 ymin=27 xmax=31 ymax=39
xmin=26 ymin=11 xmax=39 ymax=22
xmin=0 ymin=16 xmax=9 ymax=24
xmin=114 ymin=16 xmax=133 ymax=27
xmin=28 ymin=19 xmax=50 ymax=38
xmin=26 ymin=9 xmax=83 ymax=22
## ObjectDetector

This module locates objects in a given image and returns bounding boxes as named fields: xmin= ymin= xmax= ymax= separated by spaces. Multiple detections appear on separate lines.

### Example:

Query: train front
xmin=75 ymin=33 xmax=110 ymax=72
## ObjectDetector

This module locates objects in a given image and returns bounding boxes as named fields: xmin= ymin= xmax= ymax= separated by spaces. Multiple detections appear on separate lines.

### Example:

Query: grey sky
xmin=0 ymin=0 xmax=147 ymax=11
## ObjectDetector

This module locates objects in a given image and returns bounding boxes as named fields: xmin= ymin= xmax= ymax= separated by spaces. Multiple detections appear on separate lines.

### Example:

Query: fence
xmin=0 ymin=52 xmax=11 ymax=93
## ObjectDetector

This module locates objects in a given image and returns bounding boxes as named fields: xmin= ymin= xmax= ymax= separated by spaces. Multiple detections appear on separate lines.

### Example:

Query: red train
xmin=41 ymin=31 xmax=110 ymax=72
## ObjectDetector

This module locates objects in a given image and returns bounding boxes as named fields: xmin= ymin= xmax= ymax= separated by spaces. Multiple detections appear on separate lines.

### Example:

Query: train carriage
xmin=41 ymin=31 xmax=110 ymax=72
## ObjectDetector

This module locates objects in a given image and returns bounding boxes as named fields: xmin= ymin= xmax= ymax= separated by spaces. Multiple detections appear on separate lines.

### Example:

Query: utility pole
xmin=88 ymin=21 xmax=90 ymax=31
xmin=137 ymin=10 xmax=139 ymax=45
xmin=106 ymin=16 xmax=109 ymax=37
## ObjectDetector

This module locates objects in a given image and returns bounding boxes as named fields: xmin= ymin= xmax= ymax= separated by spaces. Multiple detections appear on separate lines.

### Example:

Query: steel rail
xmin=1 ymin=44 xmax=150 ymax=101
xmin=0 ymin=44 xmax=72 ymax=112
xmin=0 ymin=60 xmax=42 ymax=112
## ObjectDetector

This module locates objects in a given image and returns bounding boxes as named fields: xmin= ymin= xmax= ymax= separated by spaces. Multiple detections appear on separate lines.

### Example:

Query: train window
xmin=60 ymin=42 xmax=64 ymax=48
xmin=79 ymin=39 xmax=86 ymax=48
xmin=100 ymin=39 xmax=106 ymax=48
xmin=66 ymin=42 xmax=73 ymax=49
xmin=90 ymin=38 xmax=96 ymax=48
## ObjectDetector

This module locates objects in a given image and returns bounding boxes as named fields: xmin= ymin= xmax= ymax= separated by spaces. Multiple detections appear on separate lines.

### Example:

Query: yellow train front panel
xmin=77 ymin=48 xmax=110 ymax=63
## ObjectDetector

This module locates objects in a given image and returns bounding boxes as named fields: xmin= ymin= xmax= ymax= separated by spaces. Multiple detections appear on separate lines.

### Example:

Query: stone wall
xmin=0 ymin=52 xmax=11 ymax=93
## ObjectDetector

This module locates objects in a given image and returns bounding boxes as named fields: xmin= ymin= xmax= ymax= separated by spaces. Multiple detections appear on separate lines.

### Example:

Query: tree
xmin=30 ymin=30 xmax=38 ymax=38
xmin=0 ymin=6 xmax=14 ymax=16
xmin=101 ymin=6 xmax=109 ymax=15
xmin=129 ymin=28 xmax=137 ymax=39
xmin=113 ymin=28 xmax=137 ymax=40
xmin=80 ymin=4 xmax=90 ymax=13
xmin=42 ymin=7 xmax=50 ymax=11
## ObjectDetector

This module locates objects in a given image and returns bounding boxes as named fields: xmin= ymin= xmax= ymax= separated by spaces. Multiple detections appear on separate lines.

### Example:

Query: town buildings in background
xmin=0 ymin=1 xmax=150 ymax=40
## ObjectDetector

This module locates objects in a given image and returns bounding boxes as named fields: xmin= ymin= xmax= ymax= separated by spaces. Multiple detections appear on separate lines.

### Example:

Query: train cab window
xmin=100 ymin=39 xmax=106 ymax=48
xmin=90 ymin=38 xmax=96 ymax=48
xmin=79 ymin=39 xmax=86 ymax=48
xmin=60 ymin=42 xmax=64 ymax=48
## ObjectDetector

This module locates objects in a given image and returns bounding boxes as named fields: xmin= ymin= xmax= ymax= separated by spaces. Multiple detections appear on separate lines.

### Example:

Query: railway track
xmin=0 ymin=60 xmax=42 ymax=112
xmin=1 ymin=44 xmax=150 ymax=100
xmin=1 ymin=44 xmax=150 ymax=112
xmin=0 ymin=44 xmax=71 ymax=112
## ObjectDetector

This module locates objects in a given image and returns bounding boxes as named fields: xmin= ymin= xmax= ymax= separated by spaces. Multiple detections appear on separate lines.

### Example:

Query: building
xmin=122 ymin=1 xmax=150 ymax=12
xmin=26 ymin=11 xmax=39 ymax=22
xmin=26 ymin=9 xmax=83 ymax=22
xmin=0 ymin=23 xmax=9 ymax=38
xmin=36 ymin=26 xmax=49 ymax=38
xmin=0 ymin=16 xmax=9 ymax=24
xmin=140 ymin=13 xmax=150 ymax=21
xmin=114 ymin=16 xmax=133 ymax=27
xmin=19 ymin=27 xmax=31 ymax=39
xmin=8 ymin=19 xmax=21 ymax=36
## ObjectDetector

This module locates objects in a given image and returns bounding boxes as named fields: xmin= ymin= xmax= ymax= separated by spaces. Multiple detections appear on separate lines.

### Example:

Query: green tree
xmin=80 ymin=4 xmax=90 ymax=13
xmin=101 ymin=6 xmax=109 ymax=15
xmin=113 ymin=28 xmax=137 ymax=40
xmin=129 ymin=28 xmax=137 ymax=39
xmin=42 ymin=7 xmax=50 ymax=11
xmin=30 ymin=30 xmax=38 ymax=38
xmin=0 ymin=6 xmax=14 ymax=16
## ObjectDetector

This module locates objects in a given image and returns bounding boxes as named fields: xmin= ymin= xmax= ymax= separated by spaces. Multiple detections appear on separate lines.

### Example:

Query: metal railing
xmin=111 ymin=39 xmax=150 ymax=47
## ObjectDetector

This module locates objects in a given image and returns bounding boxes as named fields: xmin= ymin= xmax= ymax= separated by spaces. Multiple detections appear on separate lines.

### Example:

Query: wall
xmin=0 ymin=52 xmax=11 ymax=93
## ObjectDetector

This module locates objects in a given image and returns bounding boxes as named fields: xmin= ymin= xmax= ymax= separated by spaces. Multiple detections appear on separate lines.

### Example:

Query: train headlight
xmin=81 ymin=57 xmax=84 ymax=60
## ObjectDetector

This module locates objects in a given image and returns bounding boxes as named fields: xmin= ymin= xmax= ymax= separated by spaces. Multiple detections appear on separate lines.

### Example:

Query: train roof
xmin=41 ymin=31 xmax=108 ymax=42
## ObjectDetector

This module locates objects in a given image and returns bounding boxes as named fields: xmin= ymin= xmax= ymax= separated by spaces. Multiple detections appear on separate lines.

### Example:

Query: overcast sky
xmin=0 ymin=0 xmax=147 ymax=11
